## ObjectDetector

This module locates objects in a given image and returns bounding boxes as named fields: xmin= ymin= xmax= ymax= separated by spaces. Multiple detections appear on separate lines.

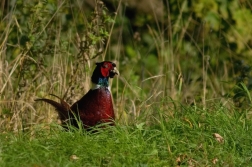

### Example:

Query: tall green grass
xmin=0 ymin=104 xmax=251 ymax=166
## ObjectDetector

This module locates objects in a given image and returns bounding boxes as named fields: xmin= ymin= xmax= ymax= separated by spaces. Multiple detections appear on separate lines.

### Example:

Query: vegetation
xmin=0 ymin=0 xmax=252 ymax=166
xmin=1 ymin=106 xmax=252 ymax=166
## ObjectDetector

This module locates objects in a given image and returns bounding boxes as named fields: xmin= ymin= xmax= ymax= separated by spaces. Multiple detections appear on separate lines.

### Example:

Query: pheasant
xmin=35 ymin=61 xmax=119 ymax=129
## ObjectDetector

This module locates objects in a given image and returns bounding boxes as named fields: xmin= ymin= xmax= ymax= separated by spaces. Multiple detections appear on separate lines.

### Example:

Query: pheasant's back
xmin=70 ymin=87 xmax=115 ymax=128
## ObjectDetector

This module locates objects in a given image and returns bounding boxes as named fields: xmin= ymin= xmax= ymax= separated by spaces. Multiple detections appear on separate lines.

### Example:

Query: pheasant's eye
xmin=103 ymin=64 xmax=108 ymax=68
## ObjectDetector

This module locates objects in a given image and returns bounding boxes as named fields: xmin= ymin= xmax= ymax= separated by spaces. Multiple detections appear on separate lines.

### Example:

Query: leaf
xmin=70 ymin=155 xmax=79 ymax=160
xmin=136 ymin=122 xmax=145 ymax=130
xmin=212 ymin=157 xmax=218 ymax=164
xmin=213 ymin=133 xmax=224 ymax=143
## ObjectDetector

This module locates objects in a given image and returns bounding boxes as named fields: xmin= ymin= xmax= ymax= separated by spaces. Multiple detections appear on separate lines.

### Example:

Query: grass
xmin=1 ymin=104 xmax=251 ymax=166
xmin=1 ymin=0 xmax=252 ymax=166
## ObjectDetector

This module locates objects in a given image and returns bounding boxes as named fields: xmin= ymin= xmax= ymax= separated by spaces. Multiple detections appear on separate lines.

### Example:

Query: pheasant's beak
xmin=109 ymin=67 xmax=119 ymax=78
xmin=112 ymin=67 xmax=119 ymax=75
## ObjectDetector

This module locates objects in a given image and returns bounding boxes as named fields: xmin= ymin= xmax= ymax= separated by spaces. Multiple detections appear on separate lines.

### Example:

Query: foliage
xmin=113 ymin=0 xmax=252 ymax=110
xmin=0 ymin=1 xmax=251 ymax=165
xmin=0 ymin=104 xmax=251 ymax=166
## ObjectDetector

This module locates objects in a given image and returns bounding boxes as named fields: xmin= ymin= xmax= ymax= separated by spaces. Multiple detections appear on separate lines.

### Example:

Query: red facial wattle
xmin=101 ymin=63 xmax=111 ymax=77
xmin=100 ymin=62 xmax=119 ymax=78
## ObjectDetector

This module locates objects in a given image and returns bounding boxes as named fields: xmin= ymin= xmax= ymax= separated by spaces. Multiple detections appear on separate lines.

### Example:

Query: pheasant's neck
xmin=91 ymin=83 xmax=110 ymax=91
xmin=91 ymin=77 xmax=110 ymax=91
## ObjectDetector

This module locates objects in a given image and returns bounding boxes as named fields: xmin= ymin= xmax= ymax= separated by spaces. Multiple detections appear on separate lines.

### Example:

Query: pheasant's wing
xmin=70 ymin=89 xmax=115 ymax=128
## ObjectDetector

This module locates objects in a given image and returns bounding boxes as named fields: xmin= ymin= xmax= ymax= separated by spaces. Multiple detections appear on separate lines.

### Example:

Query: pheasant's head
xmin=91 ymin=61 xmax=119 ymax=88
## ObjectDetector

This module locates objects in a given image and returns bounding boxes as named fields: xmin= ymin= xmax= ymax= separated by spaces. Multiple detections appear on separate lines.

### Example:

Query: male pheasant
xmin=35 ymin=61 xmax=119 ymax=129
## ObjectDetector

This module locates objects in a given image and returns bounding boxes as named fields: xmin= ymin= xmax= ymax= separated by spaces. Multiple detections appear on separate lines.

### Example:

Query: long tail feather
xmin=49 ymin=94 xmax=70 ymax=111
xmin=35 ymin=97 xmax=70 ymax=122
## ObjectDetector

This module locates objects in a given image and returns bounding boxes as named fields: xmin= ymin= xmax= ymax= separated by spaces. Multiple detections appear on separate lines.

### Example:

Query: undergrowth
xmin=0 ymin=0 xmax=252 ymax=166
xmin=0 ymin=104 xmax=251 ymax=166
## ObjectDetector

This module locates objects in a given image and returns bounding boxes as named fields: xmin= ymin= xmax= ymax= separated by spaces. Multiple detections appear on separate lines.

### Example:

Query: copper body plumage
xmin=35 ymin=61 xmax=119 ymax=129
